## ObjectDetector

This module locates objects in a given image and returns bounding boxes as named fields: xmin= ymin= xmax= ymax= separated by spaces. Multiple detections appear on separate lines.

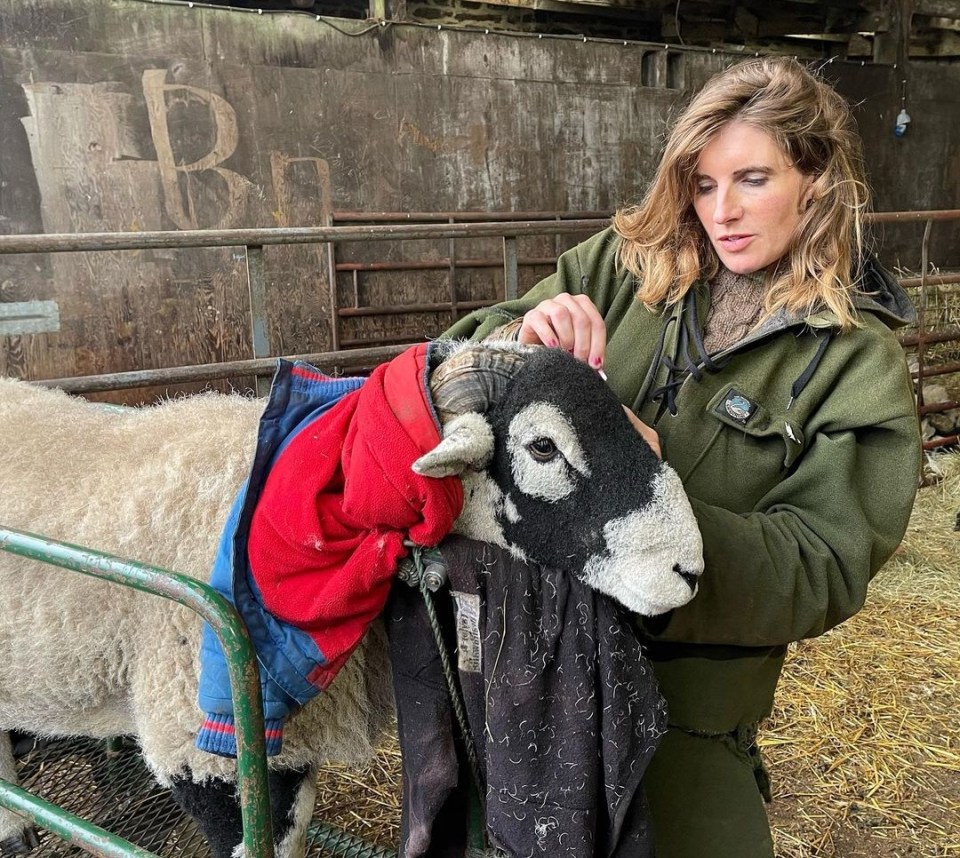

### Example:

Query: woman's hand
xmin=518 ymin=294 xmax=607 ymax=371
xmin=622 ymin=406 xmax=662 ymax=459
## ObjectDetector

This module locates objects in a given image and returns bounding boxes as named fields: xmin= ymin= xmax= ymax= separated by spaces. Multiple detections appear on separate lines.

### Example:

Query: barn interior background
xmin=1 ymin=0 xmax=959 ymax=856
xmin=1 ymin=0 xmax=959 ymax=400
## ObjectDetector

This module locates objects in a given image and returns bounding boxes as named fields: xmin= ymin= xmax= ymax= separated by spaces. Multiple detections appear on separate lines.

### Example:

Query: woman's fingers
xmin=518 ymin=294 xmax=607 ymax=369
xmin=520 ymin=305 xmax=570 ymax=349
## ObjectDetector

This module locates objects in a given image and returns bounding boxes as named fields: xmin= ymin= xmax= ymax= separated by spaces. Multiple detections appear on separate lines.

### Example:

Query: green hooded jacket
xmin=444 ymin=227 xmax=921 ymax=735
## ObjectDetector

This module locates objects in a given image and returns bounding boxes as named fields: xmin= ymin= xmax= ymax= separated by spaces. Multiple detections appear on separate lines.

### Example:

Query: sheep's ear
xmin=413 ymin=412 xmax=494 ymax=477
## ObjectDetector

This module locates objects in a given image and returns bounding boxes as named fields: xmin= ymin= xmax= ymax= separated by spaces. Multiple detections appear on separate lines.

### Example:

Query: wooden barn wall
xmin=829 ymin=61 xmax=960 ymax=277
xmin=1 ymin=0 xmax=958 ymax=399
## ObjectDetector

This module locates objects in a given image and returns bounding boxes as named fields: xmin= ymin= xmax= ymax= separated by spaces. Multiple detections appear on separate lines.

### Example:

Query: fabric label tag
xmin=714 ymin=388 xmax=757 ymax=425
xmin=452 ymin=591 xmax=482 ymax=674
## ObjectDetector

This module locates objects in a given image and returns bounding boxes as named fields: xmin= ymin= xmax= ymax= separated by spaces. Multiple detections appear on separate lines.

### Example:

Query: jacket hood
xmin=740 ymin=253 xmax=915 ymax=345
xmin=246 ymin=343 xmax=463 ymax=691
xmin=853 ymin=253 xmax=917 ymax=329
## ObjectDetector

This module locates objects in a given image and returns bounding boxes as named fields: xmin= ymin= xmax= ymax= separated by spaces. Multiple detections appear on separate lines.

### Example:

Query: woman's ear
xmin=801 ymin=174 xmax=817 ymax=211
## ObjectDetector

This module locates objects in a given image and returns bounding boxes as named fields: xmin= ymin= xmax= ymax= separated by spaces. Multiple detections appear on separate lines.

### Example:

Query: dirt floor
xmin=769 ymin=773 xmax=960 ymax=858
xmin=763 ymin=596 xmax=960 ymax=857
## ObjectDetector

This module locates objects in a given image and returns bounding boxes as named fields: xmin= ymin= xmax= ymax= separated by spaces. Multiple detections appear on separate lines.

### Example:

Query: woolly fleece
xmin=0 ymin=378 xmax=394 ymax=793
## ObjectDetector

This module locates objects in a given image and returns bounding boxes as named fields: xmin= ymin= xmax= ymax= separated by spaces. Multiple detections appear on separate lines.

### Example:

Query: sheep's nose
xmin=674 ymin=564 xmax=699 ymax=592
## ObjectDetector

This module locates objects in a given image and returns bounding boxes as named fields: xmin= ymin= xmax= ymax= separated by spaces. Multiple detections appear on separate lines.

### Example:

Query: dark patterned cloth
xmin=386 ymin=535 xmax=666 ymax=858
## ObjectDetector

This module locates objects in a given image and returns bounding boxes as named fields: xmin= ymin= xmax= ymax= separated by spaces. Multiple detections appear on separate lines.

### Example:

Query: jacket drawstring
xmin=639 ymin=313 xmax=676 ymax=413
xmin=787 ymin=331 xmax=834 ymax=410
xmin=646 ymin=291 xmax=836 ymax=417
xmin=649 ymin=292 xmax=730 ymax=417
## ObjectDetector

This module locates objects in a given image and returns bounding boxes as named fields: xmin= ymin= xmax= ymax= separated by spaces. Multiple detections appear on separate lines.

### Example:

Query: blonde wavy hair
xmin=613 ymin=57 xmax=868 ymax=329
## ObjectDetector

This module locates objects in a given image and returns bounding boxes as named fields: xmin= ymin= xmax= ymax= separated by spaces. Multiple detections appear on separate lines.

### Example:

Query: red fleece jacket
xmin=246 ymin=344 xmax=464 ymax=689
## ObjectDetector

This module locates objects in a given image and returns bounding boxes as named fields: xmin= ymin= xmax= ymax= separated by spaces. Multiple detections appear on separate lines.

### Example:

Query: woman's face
xmin=692 ymin=120 xmax=814 ymax=275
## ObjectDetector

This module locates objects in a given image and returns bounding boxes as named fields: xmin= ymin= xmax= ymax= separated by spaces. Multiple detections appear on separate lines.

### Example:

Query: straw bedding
xmin=764 ymin=451 xmax=960 ymax=857
xmin=313 ymin=452 xmax=960 ymax=856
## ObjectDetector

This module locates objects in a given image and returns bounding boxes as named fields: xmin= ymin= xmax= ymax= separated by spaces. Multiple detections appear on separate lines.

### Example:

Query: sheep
xmin=0 ymin=340 xmax=704 ymax=858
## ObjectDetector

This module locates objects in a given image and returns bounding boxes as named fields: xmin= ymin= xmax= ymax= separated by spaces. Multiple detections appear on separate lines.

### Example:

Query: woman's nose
xmin=713 ymin=187 xmax=742 ymax=224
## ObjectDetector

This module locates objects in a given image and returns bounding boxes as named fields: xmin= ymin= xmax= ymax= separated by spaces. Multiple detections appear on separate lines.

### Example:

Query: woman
xmin=445 ymin=57 xmax=921 ymax=857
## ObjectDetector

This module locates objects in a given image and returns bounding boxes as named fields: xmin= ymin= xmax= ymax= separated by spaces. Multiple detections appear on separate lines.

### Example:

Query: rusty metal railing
xmin=0 ymin=215 xmax=607 ymax=396
xmin=2 ymin=209 xmax=960 ymax=433
xmin=878 ymin=211 xmax=960 ymax=449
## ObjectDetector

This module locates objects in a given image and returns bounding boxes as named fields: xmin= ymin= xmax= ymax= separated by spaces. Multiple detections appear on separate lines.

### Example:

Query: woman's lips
xmin=717 ymin=234 xmax=754 ymax=252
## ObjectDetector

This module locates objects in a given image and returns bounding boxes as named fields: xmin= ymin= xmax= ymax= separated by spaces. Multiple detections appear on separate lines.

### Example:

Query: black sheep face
xmin=414 ymin=348 xmax=703 ymax=617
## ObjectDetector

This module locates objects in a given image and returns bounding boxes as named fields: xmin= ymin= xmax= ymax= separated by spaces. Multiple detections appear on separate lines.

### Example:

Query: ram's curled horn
xmin=429 ymin=341 xmax=532 ymax=424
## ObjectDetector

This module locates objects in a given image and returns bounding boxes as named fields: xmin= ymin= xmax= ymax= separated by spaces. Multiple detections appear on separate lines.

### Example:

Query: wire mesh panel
xmin=12 ymin=737 xmax=395 ymax=858
xmin=14 ymin=736 xmax=206 ymax=858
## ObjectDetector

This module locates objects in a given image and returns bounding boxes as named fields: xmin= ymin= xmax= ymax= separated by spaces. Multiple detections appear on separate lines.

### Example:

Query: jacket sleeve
xmin=651 ymin=336 xmax=921 ymax=647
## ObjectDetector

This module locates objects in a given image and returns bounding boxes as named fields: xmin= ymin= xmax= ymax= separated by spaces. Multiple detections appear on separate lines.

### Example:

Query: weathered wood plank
xmin=0 ymin=0 xmax=206 ymax=59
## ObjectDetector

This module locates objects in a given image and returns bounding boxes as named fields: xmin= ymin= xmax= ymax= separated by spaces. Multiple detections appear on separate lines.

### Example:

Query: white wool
xmin=502 ymin=494 xmax=521 ymax=523
xmin=506 ymin=401 xmax=590 ymax=502
xmin=0 ymin=378 xmax=393 ymax=797
xmin=453 ymin=471 xmax=509 ymax=548
xmin=579 ymin=464 xmax=704 ymax=616
xmin=274 ymin=771 xmax=317 ymax=858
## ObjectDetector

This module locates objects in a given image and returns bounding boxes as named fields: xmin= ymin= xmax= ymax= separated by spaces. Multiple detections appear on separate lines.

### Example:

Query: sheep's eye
xmin=527 ymin=437 xmax=558 ymax=462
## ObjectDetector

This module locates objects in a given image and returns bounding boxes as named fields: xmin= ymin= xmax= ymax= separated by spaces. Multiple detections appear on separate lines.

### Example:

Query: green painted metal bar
xmin=0 ymin=780 xmax=160 ymax=858
xmin=0 ymin=527 xmax=275 ymax=858
xmin=308 ymin=823 xmax=396 ymax=858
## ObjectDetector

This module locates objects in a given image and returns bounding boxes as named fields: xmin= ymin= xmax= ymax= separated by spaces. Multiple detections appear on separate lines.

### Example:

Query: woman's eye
xmin=743 ymin=176 xmax=767 ymax=187
xmin=527 ymin=438 xmax=558 ymax=462
xmin=695 ymin=183 xmax=713 ymax=195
